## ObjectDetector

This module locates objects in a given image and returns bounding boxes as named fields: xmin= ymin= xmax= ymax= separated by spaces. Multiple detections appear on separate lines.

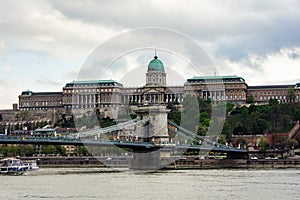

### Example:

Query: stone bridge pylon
xmin=130 ymin=104 xmax=172 ymax=170
xmin=133 ymin=104 xmax=170 ymax=144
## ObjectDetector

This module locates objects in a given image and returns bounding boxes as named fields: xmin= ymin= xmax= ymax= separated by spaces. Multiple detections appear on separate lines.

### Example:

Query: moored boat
xmin=0 ymin=158 xmax=28 ymax=175
xmin=23 ymin=159 xmax=39 ymax=171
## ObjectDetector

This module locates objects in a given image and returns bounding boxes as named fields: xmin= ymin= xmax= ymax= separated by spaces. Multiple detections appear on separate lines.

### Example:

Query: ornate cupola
xmin=146 ymin=53 xmax=166 ymax=86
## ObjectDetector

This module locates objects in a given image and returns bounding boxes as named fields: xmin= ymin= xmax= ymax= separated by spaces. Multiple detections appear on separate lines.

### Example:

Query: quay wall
xmin=169 ymin=159 xmax=300 ymax=169
xmin=19 ymin=156 xmax=300 ymax=169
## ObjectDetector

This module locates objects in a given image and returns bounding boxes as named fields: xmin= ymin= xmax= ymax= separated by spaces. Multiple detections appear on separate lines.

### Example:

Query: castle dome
xmin=148 ymin=55 xmax=165 ymax=72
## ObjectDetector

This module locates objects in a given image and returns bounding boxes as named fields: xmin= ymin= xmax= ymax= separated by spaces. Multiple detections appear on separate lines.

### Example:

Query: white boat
xmin=23 ymin=159 xmax=39 ymax=171
xmin=0 ymin=158 xmax=28 ymax=175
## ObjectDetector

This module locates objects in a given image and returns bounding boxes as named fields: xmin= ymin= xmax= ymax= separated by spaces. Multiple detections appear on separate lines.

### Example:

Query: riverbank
xmin=16 ymin=156 xmax=300 ymax=169
xmin=168 ymin=158 xmax=300 ymax=169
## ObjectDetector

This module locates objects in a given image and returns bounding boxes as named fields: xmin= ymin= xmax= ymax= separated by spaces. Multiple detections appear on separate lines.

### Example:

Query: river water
xmin=0 ymin=168 xmax=299 ymax=200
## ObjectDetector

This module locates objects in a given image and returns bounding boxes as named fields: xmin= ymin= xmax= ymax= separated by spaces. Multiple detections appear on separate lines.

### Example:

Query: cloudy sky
xmin=1 ymin=0 xmax=300 ymax=109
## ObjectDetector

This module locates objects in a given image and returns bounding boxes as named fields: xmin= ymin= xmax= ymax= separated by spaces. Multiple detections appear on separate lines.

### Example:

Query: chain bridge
xmin=0 ymin=105 xmax=248 ymax=169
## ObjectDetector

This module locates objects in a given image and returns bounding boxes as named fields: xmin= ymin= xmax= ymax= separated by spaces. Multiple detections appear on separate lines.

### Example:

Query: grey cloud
xmin=0 ymin=0 xmax=300 ymax=74
xmin=49 ymin=0 xmax=300 ymax=65
xmin=1 ymin=0 xmax=300 ymax=109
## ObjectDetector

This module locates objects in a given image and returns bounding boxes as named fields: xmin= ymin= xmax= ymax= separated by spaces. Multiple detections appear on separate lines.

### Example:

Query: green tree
xmin=35 ymin=121 xmax=40 ymax=129
xmin=78 ymin=146 xmax=89 ymax=156
xmin=56 ymin=145 xmax=66 ymax=156
xmin=226 ymin=103 xmax=234 ymax=114
xmin=293 ymin=109 xmax=300 ymax=121
xmin=287 ymin=87 xmax=296 ymax=103
xmin=19 ymin=110 xmax=30 ymax=121
xmin=246 ymin=95 xmax=254 ymax=104
xmin=130 ymin=113 xmax=137 ymax=119
xmin=254 ymin=118 xmax=270 ymax=134
xmin=199 ymin=112 xmax=210 ymax=126
xmin=197 ymin=123 xmax=208 ymax=136
xmin=248 ymin=104 xmax=257 ymax=114
xmin=269 ymin=98 xmax=279 ymax=130
xmin=258 ymin=137 xmax=269 ymax=150
xmin=24 ymin=145 xmax=35 ymax=156
xmin=7 ymin=145 xmax=20 ymax=156
xmin=221 ymin=121 xmax=233 ymax=139
xmin=0 ymin=145 xmax=8 ymax=156
xmin=218 ymin=134 xmax=227 ymax=145
xmin=42 ymin=145 xmax=57 ymax=155
xmin=172 ymin=111 xmax=181 ymax=126
xmin=181 ymin=94 xmax=199 ymax=132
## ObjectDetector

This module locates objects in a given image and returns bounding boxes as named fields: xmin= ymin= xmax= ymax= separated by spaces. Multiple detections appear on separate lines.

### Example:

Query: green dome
xmin=148 ymin=56 xmax=165 ymax=71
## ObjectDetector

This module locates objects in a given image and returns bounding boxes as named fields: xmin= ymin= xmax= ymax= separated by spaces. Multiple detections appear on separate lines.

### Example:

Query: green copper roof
xmin=65 ymin=80 xmax=123 ymax=87
xmin=21 ymin=90 xmax=33 ymax=96
xmin=148 ymin=56 xmax=165 ymax=72
xmin=68 ymin=80 xmax=116 ymax=84
xmin=188 ymin=75 xmax=245 ymax=82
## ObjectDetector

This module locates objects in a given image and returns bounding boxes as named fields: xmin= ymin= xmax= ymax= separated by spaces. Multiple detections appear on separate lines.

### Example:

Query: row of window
xmin=20 ymin=97 xmax=61 ymax=101
xmin=65 ymin=83 xmax=116 ymax=88
xmin=64 ymin=88 xmax=116 ymax=93
xmin=20 ymin=107 xmax=61 ymax=111
xmin=21 ymin=101 xmax=62 ymax=107
xmin=189 ymin=79 xmax=244 ymax=84
xmin=251 ymin=90 xmax=287 ymax=95
xmin=255 ymin=95 xmax=300 ymax=101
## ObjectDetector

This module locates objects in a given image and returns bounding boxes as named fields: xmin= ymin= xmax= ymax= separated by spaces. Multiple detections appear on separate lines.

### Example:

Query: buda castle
xmin=18 ymin=55 xmax=300 ymax=112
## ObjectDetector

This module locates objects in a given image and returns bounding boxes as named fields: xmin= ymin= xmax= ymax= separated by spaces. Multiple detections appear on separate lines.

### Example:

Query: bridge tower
xmin=134 ymin=105 xmax=170 ymax=144
xmin=129 ymin=53 xmax=173 ymax=170
xmin=130 ymin=104 xmax=172 ymax=170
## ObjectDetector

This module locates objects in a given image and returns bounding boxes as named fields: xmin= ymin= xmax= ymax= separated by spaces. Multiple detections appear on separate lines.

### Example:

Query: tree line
xmin=168 ymin=95 xmax=300 ymax=147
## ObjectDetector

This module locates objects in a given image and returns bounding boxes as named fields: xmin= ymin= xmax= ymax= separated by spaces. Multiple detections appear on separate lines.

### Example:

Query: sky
xmin=1 ymin=0 xmax=300 ymax=109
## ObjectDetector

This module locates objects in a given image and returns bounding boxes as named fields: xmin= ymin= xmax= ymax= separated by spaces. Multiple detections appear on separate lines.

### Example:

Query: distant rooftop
xmin=20 ymin=91 xmax=62 ymax=96
xmin=187 ymin=75 xmax=245 ymax=83
xmin=65 ymin=80 xmax=123 ymax=87
xmin=248 ymin=84 xmax=295 ymax=90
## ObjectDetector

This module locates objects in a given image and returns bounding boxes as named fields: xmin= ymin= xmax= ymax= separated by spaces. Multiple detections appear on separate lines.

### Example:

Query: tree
xmin=269 ymin=98 xmax=279 ymax=130
xmin=19 ymin=110 xmax=30 ymax=121
xmin=181 ymin=94 xmax=199 ymax=132
xmin=199 ymin=112 xmax=210 ymax=126
xmin=246 ymin=95 xmax=254 ymax=104
xmin=56 ymin=145 xmax=67 ymax=156
xmin=226 ymin=103 xmax=234 ymax=114
xmin=254 ymin=118 xmax=269 ymax=134
xmin=24 ymin=145 xmax=35 ymax=156
xmin=287 ymin=87 xmax=296 ymax=103
xmin=78 ymin=146 xmax=89 ymax=156
xmin=198 ymin=97 xmax=212 ymax=113
xmin=35 ymin=121 xmax=40 ymax=129
xmin=197 ymin=124 xmax=208 ymax=136
xmin=42 ymin=145 xmax=57 ymax=155
xmin=218 ymin=134 xmax=227 ymax=145
xmin=130 ymin=113 xmax=137 ymax=119
xmin=248 ymin=104 xmax=257 ymax=114
xmin=170 ymin=110 xmax=181 ymax=126
xmin=0 ymin=145 xmax=8 ymax=156
xmin=258 ymin=137 xmax=269 ymax=150
xmin=7 ymin=145 xmax=20 ymax=157
xmin=221 ymin=121 xmax=233 ymax=139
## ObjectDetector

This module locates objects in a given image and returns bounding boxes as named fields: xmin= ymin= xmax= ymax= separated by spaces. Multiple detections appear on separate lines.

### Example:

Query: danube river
xmin=1 ymin=168 xmax=299 ymax=200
